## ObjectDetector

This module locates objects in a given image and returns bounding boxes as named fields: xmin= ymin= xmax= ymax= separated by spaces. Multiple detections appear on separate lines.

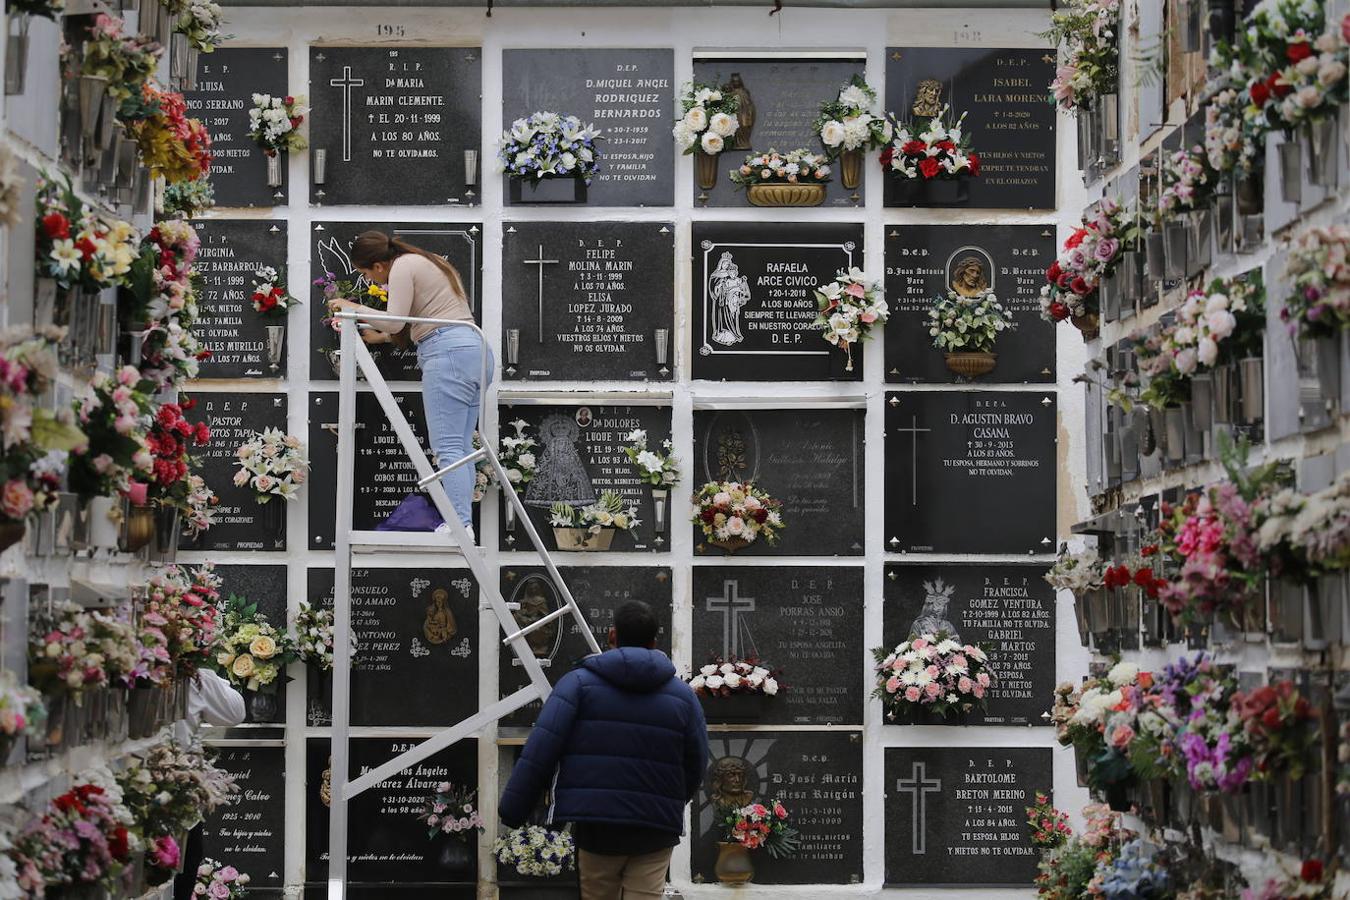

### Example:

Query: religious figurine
xmin=423 ymin=588 xmax=458 ymax=645
xmin=708 ymin=252 xmax=751 ymax=347
xmin=716 ymin=431 xmax=749 ymax=483
xmin=724 ymin=73 xmax=754 ymax=150
xmin=514 ymin=579 xmax=560 ymax=659
xmin=320 ymin=756 xmax=333 ymax=807
xmin=949 ymin=254 xmax=990 ymax=298
xmin=908 ymin=579 xmax=962 ymax=642
xmin=708 ymin=756 xmax=755 ymax=809
xmin=524 ymin=414 xmax=597 ymax=508
xmin=912 ymin=78 xmax=944 ymax=118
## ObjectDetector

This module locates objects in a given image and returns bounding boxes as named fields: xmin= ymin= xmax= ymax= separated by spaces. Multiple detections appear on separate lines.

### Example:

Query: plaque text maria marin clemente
xmin=885 ymin=47 xmax=1056 ymax=209
xmin=692 ymin=222 xmax=865 ymax=382
xmin=501 ymin=221 xmax=673 ymax=382
xmin=309 ymin=46 xmax=481 ymax=207
xmin=192 ymin=219 xmax=289 ymax=379
xmin=200 ymin=745 xmax=286 ymax=892
xmin=884 ymin=747 xmax=1050 ymax=886
xmin=883 ymin=564 xmax=1056 ymax=726
xmin=884 ymin=224 xmax=1057 ymax=384
xmin=884 ymin=391 xmax=1056 ymax=554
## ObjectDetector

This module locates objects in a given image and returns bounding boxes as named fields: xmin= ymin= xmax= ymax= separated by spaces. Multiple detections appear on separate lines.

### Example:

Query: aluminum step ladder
xmin=326 ymin=312 xmax=600 ymax=899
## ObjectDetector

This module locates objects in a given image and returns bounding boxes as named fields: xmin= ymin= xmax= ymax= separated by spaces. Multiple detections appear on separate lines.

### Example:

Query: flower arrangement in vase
xmin=1049 ymin=661 xmax=1152 ymax=809
xmin=0 ymin=669 xmax=45 ymax=760
xmin=249 ymin=266 xmax=297 ymax=371
xmin=811 ymin=74 xmax=892 ymax=189
xmin=293 ymin=601 xmax=357 ymax=673
xmin=549 ymin=490 xmax=640 ymax=552
xmin=927 ymin=287 xmax=1011 ymax=379
xmin=1041 ymin=0 xmax=1121 ymax=114
xmin=161 ymin=178 xmax=215 ymax=218
xmin=714 ymin=799 xmax=798 ymax=885
xmin=192 ymin=860 xmax=251 ymax=899
xmin=128 ymin=83 xmax=213 ymax=185
xmin=687 ymin=656 xmax=782 ymax=724
xmin=729 ymin=148 xmax=831 ymax=207
xmin=69 ymin=369 xmax=157 ymax=533
xmin=813 ymin=267 xmax=887 ymax=372
xmin=623 ymin=428 xmax=678 ymax=539
xmin=248 ymin=93 xmax=307 ymax=187
xmin=233 ymin=428 xmax=309 ymax=530
xmin=691 ymin=481 xmax=784 ymax=553
xmin=35 ymin=174 xmax=139 ymax=294
xmin=1280 ymin=224 xmax=1350 ymax=338
xmin=880 ymin=106 xmax=980 ymax=205
xmin=498 ymin=112 xmax=602 ymax=203
xmin=146 ymin=563 xmax=222 ymax=680
xmin=12 ymin=781 xmax=133 ymax=893
xmin=176 ymin=0 xmax=227 ymax=53
xmin=1157 ymin=143 xmax=1220 ymax=222
xmin=78 ymin=14 xmax=161 ymax=110
xmin=419 ymin=782 xmax=484 ymax=874
xmin=212 ymin=594 xmax=297 ymax=721
xmin=672 ymin=80 xmax=740 ymax=190
xmin=872 ymin=631 xmax=993 ymax=723
xmin=1025 ymin=793 xmax=1072 ymax=850
xmin=1038 ymin=197 xmax=1144 ymax=340
xmin=493 ymin=825 xmax=575 ymax=877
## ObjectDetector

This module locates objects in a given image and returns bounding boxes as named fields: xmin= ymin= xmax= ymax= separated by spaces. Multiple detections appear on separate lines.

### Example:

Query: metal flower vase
xmin=266 ymin=324 xmax=286 ymax=371
xmin=1277 ymin=138 xmax=1303 ymax=204
xmin=839 ymin=148 xmax=862 ymax=190
xmin=1189 ymin=373 xmax=1214 ymax=433
xmin=1303 ymin=575 xmax=1343 ymax=650
xmin=695 ymin=150 xmax=720 ymax=191
xmin=267 ymin=152 xmax=283 ymax=188
xmin=1308 ymin=115 xmax=1340 ymax=188
xmin=5 ymin=14 xmax=30 ymax=96
xmin=1238 ymin=356 xmax=1264 ymax=425
xmin=1162 ymin=222 xmax=1187 ymax=280
xmin=714 ymin=842 xmax=754 ymax=885
xmin=148 ymin=504 xmax=180 ymax=563
xmin=1181 ymin=0 xmax=1203 ymax=51
xmin=1188 ymin=207 xmax=1214 ymax=274
xmin=1163 ymin=406 xmax=1185 ymax=462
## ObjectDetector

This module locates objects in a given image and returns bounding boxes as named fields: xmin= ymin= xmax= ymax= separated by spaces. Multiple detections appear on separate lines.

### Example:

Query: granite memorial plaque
xmin=497 ymin=566 xmax=672 ymax=727
xmin=692 ymin=222 xmax=865 ymax=382
xmin=184 ymin=48 xmax=289 ymax=208
xmin=193 ymin=220 xmax=290 ymax=379
xmin=691 ymin=566 xmax=864 ymax=726
xmin=884 ymin=225 xmax=1057 ymax=383
xmin=884 ymin=747 xmax=1049 ymax=886
xmin=693 ymin=407 xmax=865 ymax=556
xmin=497 ymin=403 xmax=671 ymax=553
xmin=883 ymin=564 xmax=1055 ymax=726
xmin=309 ymin=46 xmax=481 ymax=207
xmin=305 ymin=737 xmax=478 ymax=892
xmin=306 ymin=567 xmax=478 ymax=728
xmin=502 ymin=49 xmax=674 ymax=207
xmin=181 ymin=393 xmax=288 ymax=552
xmin=200 ymin=745 xmax=286 ymax=891
xmin=884 ymin=391 xmax=1056 ymax=554
xmin=501 ymin=221 xmax=674 ymax=382
xmin=884 ymin=48 xmax=1056 ymax=209
xmin=690 ymin=55 xmax=865 ymax=208
xmin=211 ymin=564 xmax=288 ymax=626
xmin=693 ymin=731 xmax=863 ymax=884
xmin=309 ymin=220 xmax=482 ymax=382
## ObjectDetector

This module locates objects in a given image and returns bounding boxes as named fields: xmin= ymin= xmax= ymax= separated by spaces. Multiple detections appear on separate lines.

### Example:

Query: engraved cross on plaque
xmin=706 ymin=580 xmax=755 ymax=659
xmin=893 ymin=414 xmax=931 ymax=506
xmin=329 ymin=65 xmax=365 ymax=162
xmin=896 ymin=761 xmax=942 ymax=855
xmin=522 ymin=243 xmax=559 ymax=344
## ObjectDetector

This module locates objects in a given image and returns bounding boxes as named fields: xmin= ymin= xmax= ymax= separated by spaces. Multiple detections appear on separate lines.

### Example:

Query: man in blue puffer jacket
xmin=499 ymin=600 xmax=709 ymax=899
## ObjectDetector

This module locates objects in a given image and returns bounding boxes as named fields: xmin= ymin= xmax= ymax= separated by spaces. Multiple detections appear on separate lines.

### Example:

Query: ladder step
xmin=347 ymin=530 xmax=467 ymax=554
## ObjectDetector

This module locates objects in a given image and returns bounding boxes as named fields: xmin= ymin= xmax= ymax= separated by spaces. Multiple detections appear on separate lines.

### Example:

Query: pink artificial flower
xmin=152 ymin=835 xmax=181 ymax=869
xmin=1 ymin=479 xmax=34 ymax=519
xmin=904 ymin=686 xmax=922 ymax=702
xmin=1109 ymin=724 xmax=1135 ymax=749
xmin=844 ymin=281 xmax=866 ymax=298
xmin=859 ymin=310 xmax=878 ymax=323
xmin=958 ymin=676 xmax=973 ymax=694
xmin=924 ymin=681 xmax=942 ymax=698
xmin=885 ymin=676 xmax=902 ymax=693
xmin=976 ymin=672 xmax=991 ymax=688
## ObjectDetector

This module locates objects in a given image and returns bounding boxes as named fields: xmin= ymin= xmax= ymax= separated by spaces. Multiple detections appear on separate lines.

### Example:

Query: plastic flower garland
xmin=1157 ymin=143 xmax=1219 ymax=222
xmin=175 ymin=0 xmax=228 ymax=53
xmin=1042 ymin=0 xmax=1121 ymax=114
xmin=872 ymin=633 xmax=993 ymax=721
xmin=498 ymin=112 xmax=603 ymax=183
xmin=493 ymin=825 xmax=575 ymax=877
xmin=672 ymin=81 xmax=740 ymax=156
xmin=881 ymin=106 xmax=979 ymax=180
xmin=813 ymin=267 xmax=887 ymax=371
xmin=729 ymin=148 xmax=831 ymax=188
xmin=928 ymin=288 xmax=1011 ymax=354
xmin=418 ymin=782 xmax=484 ymax=841
xmin=292 ymin=601 xmax=357 ymax=671
xmin=192 ymin=860 xmax=251 ymax=899
xmin=691 ymin=481 xmax=785 ymax=547
xmin=212 ymin=594 xmax=296 ymax=693
xmin=68 ymin=365 xmax=155 ymax=500
xmin=498 ymin=418 xmax=538 ymax=485
xmin=549 ymin=490 xmax=640 ymax=535
xmin=717 ymin=799 xmax=799 ymax=858
xmin=1281 ymin=224 xmax=1350 ymax=338
xmin=623 ymin=428 xmax=680 ymax=488
xmin=247 ymin=93 xmax=308 ymax=156
xmin=130 ymin=84 xmax=213 ymax=185
xmin=250 ymin=266 xmax=300 ymax=318
xmin=687 ymin=657 xmax=782 ymax=698
xmin=812 ymin=74 xmax=892 ymax=156
xmin=35 ymin=175 xmax=139 ymax=291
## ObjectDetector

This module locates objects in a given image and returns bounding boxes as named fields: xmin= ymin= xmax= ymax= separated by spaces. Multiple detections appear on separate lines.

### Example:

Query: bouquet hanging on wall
xmin=1038 ymin=197 xmax=1143 ymax=333
xmin=144 ymin=399 xmax=212 ymax=514
xmin=871 ymin=632 xmax=993 ymax=721
xmin=811 ymin=75 xmax=892 ymax=156
xmin=212 ymin=594 xmax=296 ymax=694
xmin=497 ymin=112 xmax=603 ymax=183
xmin=1044 ymin=546 xmax=1106 ymax=598
xmin=672 ymin=81 xmax=740 ymax=156
xmin=161 ymin=178 xmax=215 ymax=218
xmin=175 ymin=0 xmax=228 ymax=53
xmin=35 ymin=174 xmax=139 ymax=292
xmin=68 ymin=366 xmax=155 ymax=501
xmin=80 ymin=14 xmax=162 ymax=105
xmin=250 ymin=266 xmax=300 ymax=318
xmin=247 ymin=93 xmax=308 ymax=156
xmin=146 ymin=563 xmax=223 ymax=678
xmin=623 ymin=428 xmax=680 ymax=488
xmin=292 ymin=601 xmax=357 ymax=671
xmin=1280 ymin=224 xmax=1350 ymax=339
xmin=880 ymin=107 xmax=980 ymax=181
xmin=1042 ymin=0 xmax=1121 ymax=114
xmin=927 ymin=289 xmax=1011 ymax=353
xmin=233 ymin=428 xmax=308 ymax=504
xmin=813 ymin=267 xmax=887 ymax=372
xmin=129 ymin=84 xmax=213 ymax=185
xmin=0 ymin=669 xmax=46 ymax=754
xmin=494 ymin=826 xmax=575 ymax=877
xmin=418 ymin=783 xmax=484 ymax=842
xmin=12 ymin=781 xmax=133 ymax=892
xmin=498 ymin=418 xmax=538 ymax=486
xmin=691 ymin=481 xmax=785 ymax=549
xmin=1157 ymin=143 xmax=1220 ymax=222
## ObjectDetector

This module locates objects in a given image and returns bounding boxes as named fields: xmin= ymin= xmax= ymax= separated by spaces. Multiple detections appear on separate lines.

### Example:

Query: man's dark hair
xmin=614 ymin=601 xmax=659 ymax=647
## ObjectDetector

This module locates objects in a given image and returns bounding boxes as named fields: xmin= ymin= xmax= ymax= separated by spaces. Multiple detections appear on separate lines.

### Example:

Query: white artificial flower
xmin=819 ymin=120 xmax=847 ymax=147
xmin=700 ymin=132 xmax=725 ymax=155
xmin=1107 ymin=661 xmax=1138 ymax=687
xmin=709 ymin=112 xmax=738 ymax=138
xmin=684 ymin=106 xmax=709 ymax=132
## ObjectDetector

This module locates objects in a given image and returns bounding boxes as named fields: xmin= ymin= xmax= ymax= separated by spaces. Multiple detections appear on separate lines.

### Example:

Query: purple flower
xmin=1094 ymin=238 xmax=1121 ymax=262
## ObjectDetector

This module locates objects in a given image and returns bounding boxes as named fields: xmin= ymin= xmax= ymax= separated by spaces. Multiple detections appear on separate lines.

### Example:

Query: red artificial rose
xmin=1269 ymin=71 xmax=1293 ymax=99
xmin=1133 ymin=567 xmax=1155 ymax=587
xmin=1261 ymin=708 xmax=1282 ymax=730
xmin=1249 ymin=79 xmax=1271 ymax=106
xmin=1286 ymin=41 xmax=1313 ymax=63
xmin=1301 ymin=860 xmax=1324 ymax=882
xmin=42 ymin=212 xmax=70 ymax=240
xmin=75 ymin=236 xmax=98 ymax=260
xmin=1057 ymin=272 xmax=1074 ymax=290
xmin=1046 ymin=261 xmax=1063 ymax=283
xmin=967 ymin=153 xmax=979 ymax=176
xmin=194 ymin=422 xmax=210 ymax=444
xmin=701 ymin=508 xmax=716 ymax=523
xmin=110 ymin=826 xmax=130 ymax=860
xmin=284 ymin=95 xmax=294 ymax=105
xmin=902 ymin=140 xmax=927 ymax=156
xmin=197 ymin=348 xmax=212 ymax=360
xmin=936 ymin=140 xmax=955 ymax=152
xmin=879 ymin=145 xmax=895 ymax=167
xmin=1070 ymin=276 xmax=1091 ymax=296
xmin=918 ymin=158 xmax=941 ymax=179
xmin=1065 ymin=229 xmax=1088 ymax=249
xmin=1048 ymin=301 xmax=1070 ymax=321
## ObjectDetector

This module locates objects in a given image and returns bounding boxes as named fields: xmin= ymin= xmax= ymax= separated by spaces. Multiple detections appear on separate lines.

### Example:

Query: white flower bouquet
xmin=250 ymin=265 xmax=300 ymax=318
xmin=872 ymin=632 xmax=993 ymax=722
xmin=1044 ymin=547 xmax=1106 ymax=595
xmin=687 ymin=657 xmax=781 ymax=698
xmin=494 ymin=825 xmax=575 ymax=878
xmin=928 ymin=289 xmax=1011 ymax=353
xmin=247 ymin=94 xmax=308 ymax=156
xmin=498 ymin=112 xmax=603 ymax=183
xmin=292 ymin=601 xmax=357 ymax=672
xmin=691 ymin=481 xmax=785 ymax=551
xmin=233 ymin=428 xmax=309 ymax=504
xmin=498 ymin=419 xmax=538 ymax=486
xmin=813 ymin=267 xmax=888 ymax=371
xmin=811 ymin=75 xmax=893 ymax=155
xmin=622 ymin=428 xmax=680 ymax=488
xmin=672 ymin=80 xmax=740 ymax=156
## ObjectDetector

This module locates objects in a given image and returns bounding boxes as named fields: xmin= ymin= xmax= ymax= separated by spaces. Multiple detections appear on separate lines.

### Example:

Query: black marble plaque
xmin=305 ymin=737 xmax=478 ymax=892
xmin=497 ymin=403 xmax=671 ymax=553
xmin=212 ymin=565 xmax=288 ymax=626
xmin=305 ymin=567 xmax=478 ymax=728
xmin=497 ymin=566 xmax=672 ymax=728
xmin=884 ymin=747 xmax=1049 ymax=886
xmin=200 ymin=745 xmax=286 ymax=890
xmin=884 ymin=48 xmax=1056 ymax=210
xmin=692 ymin=407 xmax=864 ymax=556
xmin=181 ymin=393 xmax=288 ymax=551
xmin=884 ymin=225 xmax=1057 ymax=383
xmin=184 ymin=48 xmax=289 ymax=208
xmin=691 ymin=566 xmax=863 ymax=726
xmin=884 ymin=391 xmax=1056 ymax=554
xmin=692 ymin=222 xmax=865 ymax=382
xmin=501 ymin=221 xmax=673 ymax=382
xmin=308 ymin=46 xmax=481 ymax=207
xmin=193 ymin=220 xmax=290 ymax=379
xmin=690 ymin=56 xmax=864 ymax=208
xmin=693 ymin=731 xmax=863 ymax=884
xmin=882 ymin=564 xmax=1055 ymax=726
xmin=502 ymin=49 xmax=674 ymax=207
xmin=308 ymin=220 xmax=482 ymax=382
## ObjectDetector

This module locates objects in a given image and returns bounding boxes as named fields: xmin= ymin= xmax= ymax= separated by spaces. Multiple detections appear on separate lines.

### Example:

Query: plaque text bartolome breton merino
xmin=193 ymin=220 xmax=289 ymax=379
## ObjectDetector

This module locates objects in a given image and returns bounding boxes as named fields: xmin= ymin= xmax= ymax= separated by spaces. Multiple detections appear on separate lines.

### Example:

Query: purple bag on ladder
xmin=376 ymin=493 xmax=444 ymax=532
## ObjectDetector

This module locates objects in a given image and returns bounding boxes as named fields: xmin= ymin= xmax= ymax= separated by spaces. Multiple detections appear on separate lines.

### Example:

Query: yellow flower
xmin=249 ymin=635 xmax=278 ymax=659
xmin=366 ymin=284 xmax=388 ymax=301
xmin=216 ymin=651 xmax=236 ymax=668
xmin=231 ymin=654 xmax=256 ymax=678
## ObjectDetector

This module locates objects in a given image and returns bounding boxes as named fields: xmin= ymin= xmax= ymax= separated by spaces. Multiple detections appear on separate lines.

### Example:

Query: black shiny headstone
xmin=193 ymin=220 xmax=290 ymax=379
xmin=183 ymin=48 xmax=289 ymax=208
xmin=884 ymin=225 xmax=1057 ymax=383
xmin=692 ymin=407 xmax=865 ymax=556
xmin=883 ymin=747 xmax=1049 ymax=886
xmin=200 ymin=745 xmax=286 ymax=891
xmin=692 ymin=730 xmax=863 ymax=884
xmin=690 ymin=56 xmax=864 ymax=208
xmin=884 ymin=391 xmax=1056 ymax=554
xmin=308 ymin=47 xmax=481 ymax=207
xmin=181 ymin=393 xmax=288 ymax=551
xmin=308 ymin=220 xmax=483 ymax=382
xmin=884 ymin=48 xmax=1056 ymax=209
xmin=691 ymin=566 xmax=863 ymax=726
xmin=306 ymin=567 xmax=478 ymax=728
xmin=882 ymin=564 xmax=1056 ymax=726
xmin=501 ymin=221 xmax=673 ymax=382
xmin=212 ymin=564 xmax=288 ymax=625
xmin=497 ymin=566 xmax=672 ymax=728
xmin=692 ymin=222 xmax=865 ymax=382
xmin=501 ymin=49 xmax=674 ymax=207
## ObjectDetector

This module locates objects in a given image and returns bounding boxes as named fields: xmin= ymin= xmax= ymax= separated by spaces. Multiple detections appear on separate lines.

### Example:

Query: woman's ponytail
xmin=351 ymin=230 xmax=469 ymax=307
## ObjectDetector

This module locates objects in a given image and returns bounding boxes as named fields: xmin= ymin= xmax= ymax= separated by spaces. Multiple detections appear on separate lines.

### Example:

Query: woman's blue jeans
xmin=417 ymin=326 xmax=493 ymax=528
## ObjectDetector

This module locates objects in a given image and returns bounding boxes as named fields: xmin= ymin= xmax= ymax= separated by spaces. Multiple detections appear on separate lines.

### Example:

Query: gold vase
xmin=943 ymin=351 xmax=997 ymax=378
xmin=1070 ymin=313 xmax=1100 ymax=341
xmin=121 ymin=503 xmax=155 ymax=552
xmin=552 ymin=526 xmax=616 ymax=552
xmin=696 ymin=150 xmax=720 ymax=191
xmin=714 ymin=841 xmax=754 ymax=885
xmin=746 ymin=183 xmax=826 ymax=207
xmin=839 ymin=148 xmax=863 ymax=190
xmin=710 ymin=537 xmax=750 ymax=554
